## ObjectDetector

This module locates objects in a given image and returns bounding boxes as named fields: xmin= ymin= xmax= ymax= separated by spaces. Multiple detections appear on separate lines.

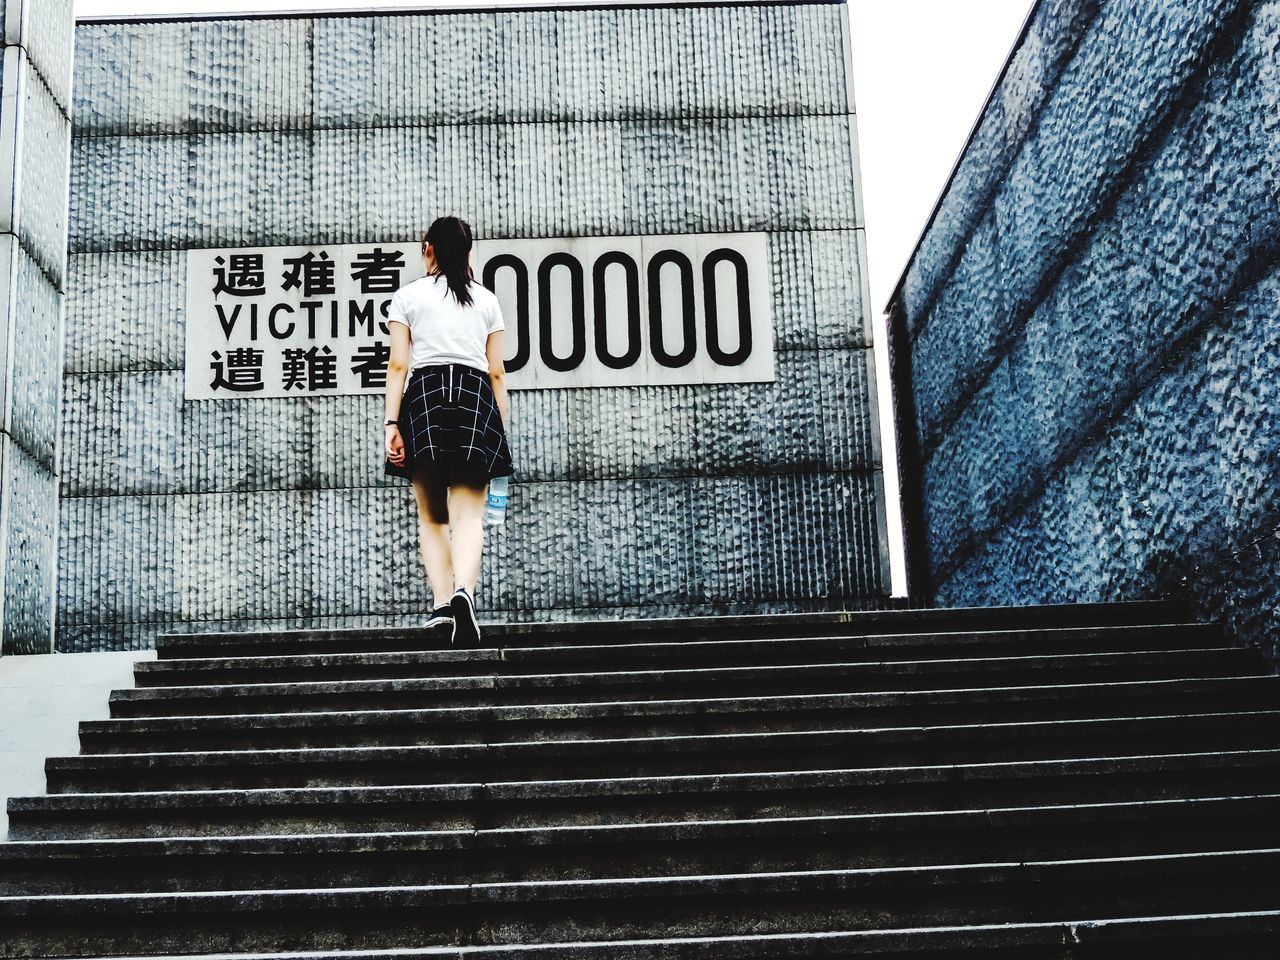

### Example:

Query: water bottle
xmin=484 ymin=475 xmax=510 ymax=526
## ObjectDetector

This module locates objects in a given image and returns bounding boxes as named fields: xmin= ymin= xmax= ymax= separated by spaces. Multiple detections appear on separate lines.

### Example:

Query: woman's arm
xmin=486 ymin=330 xmax=509 ymax=428
xmin=384 ymin=322 xmax=411 ymax=465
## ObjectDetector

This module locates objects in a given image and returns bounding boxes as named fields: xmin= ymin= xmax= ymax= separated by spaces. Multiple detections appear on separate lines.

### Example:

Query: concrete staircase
xmin=4 ymin=601 xmax=1280 ymax=958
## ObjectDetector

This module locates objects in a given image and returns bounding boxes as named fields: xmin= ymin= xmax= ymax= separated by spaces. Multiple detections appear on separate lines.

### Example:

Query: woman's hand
xmin=385 ymin=424 xmax=406 ymax=466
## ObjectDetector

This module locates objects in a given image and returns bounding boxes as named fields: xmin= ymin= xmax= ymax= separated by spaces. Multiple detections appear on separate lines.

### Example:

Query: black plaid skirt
xmin=384 ymin=363 xmax=514 ymax=482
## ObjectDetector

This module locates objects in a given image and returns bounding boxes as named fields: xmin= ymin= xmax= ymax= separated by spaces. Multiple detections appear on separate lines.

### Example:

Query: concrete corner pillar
xmin=0 ymin=0 xmax=73 ymax=655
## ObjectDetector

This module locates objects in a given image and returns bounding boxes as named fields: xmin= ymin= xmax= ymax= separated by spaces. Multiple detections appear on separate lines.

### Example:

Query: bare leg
xmin=448 ymin=473 xmax=489 ymax=596
xmin=410 ymin=460 xmax=454 ymax=607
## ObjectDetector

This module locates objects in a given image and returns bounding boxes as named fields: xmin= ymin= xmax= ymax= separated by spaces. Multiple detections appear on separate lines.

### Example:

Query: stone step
xmin=14 ymin=748 xmax=1280 ymax=840
xmin=44 ymin=708 xmax=1280 ymax=793
xmin=65 ymin=910 xmax=1280 ymax=959
xmin=2 ymin=794 xmax=1278 ymax=895
xmin=1 ymin=848 xmax=1277 ymax=956
xmin=80 ymin=675 xmax=1280 ymax=752
xmin=16 ymin=601 xmax=1269 ymax=960
xmin=106 ymin=649 xmax=1269 ymax=717
xmin=152 ymin=601 xmax=1191 ymax=660
xmin=134 ymin=623 xmax=1225 ymax=687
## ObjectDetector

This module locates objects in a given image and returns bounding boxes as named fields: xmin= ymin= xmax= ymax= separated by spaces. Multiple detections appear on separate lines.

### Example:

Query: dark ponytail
xmin=424 ymin=216 xmax=475 ymax=307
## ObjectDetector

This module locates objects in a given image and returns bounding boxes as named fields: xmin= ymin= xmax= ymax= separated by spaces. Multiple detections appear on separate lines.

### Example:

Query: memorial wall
xmin=58 ymin=0 xmax=889 ymax=651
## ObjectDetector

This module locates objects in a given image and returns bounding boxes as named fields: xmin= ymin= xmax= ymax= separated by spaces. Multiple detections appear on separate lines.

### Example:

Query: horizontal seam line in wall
xmin=0 ymin=426 xmax=56 ymax=474
xmin=64 ymin=225 xmax=868 ymax=259
xmin=68 ymin=109 xmax=856 ymax=142
xmin=58 ymin=467 xmax=885 ymax=501
xmin=913 ymin=0 xmax=1254 ymax=466
xmin=1 ymin=227 xmax=69 ymax=295
xmin=60 ymin=344 xmax=876 ymax=377
xmin=6 ymin=42 xmax=72 ymax=124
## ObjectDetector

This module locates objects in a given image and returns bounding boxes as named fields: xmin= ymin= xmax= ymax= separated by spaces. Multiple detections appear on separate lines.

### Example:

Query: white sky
xmin=70 ymin=0 xmax=1035 ymax=594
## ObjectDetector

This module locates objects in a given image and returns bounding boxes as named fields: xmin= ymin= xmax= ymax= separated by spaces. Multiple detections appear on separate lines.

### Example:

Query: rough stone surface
xmin=0 ymin=0 xmax=73 ymax=656
xmin=57 ymin=470 xmax=884 ymax=653
xmin=60 ymin=3 xmax=887 ymax=650
xmin=891 ymin=0 xmax=1280 ymax=662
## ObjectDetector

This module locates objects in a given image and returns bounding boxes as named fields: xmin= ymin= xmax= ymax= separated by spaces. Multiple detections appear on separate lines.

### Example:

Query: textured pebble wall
xmin=0 ymin=0 xmax=74 ymax=655
xmin=60 ymin=2 xmax=888 ymax=651
xmin=891 ymin=0 xmax=1280 ymax=661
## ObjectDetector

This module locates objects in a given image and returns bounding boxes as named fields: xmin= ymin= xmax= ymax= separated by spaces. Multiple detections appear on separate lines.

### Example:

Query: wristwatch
xmin=384 ymin=419 xmax=399 ymax=426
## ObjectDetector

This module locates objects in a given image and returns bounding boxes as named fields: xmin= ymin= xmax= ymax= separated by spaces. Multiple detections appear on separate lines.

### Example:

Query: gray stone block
xmin=12 ymin=50 xmax=70 ymax=288
xmin=69 ymin=116 xmax=861 ymax=253
xmin=68 ymin=133 xmax=187 ymax=251
xmin=71 ymin=22 xmax=190 ymax=135
xmin=0 ymin=435 xmax=57 ymax=655
xmin=10 ymin=0 xmax=73 ymax=115
xmin=58 ymin=345 xmax=876 ymax=496
xmin=63 ymin=250 xmax=185 ymax=373
xmin=73 ymin=5 xmax=849 ymax=135
xmin=56 ymin=471 xmax=884 ymax=651
xmin=3 ymin=238 xmax=61 ymax=471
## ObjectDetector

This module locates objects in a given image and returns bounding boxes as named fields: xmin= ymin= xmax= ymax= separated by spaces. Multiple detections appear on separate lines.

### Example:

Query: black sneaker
xmin=424 ymin=605 xmax=454 ymax=634
xmin=450 ymin=587 xmax=481 ymax=648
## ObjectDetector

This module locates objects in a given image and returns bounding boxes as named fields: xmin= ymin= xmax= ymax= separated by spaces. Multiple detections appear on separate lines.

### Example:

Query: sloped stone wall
xmin=890 ymin=0 xmax=1280 ymax=661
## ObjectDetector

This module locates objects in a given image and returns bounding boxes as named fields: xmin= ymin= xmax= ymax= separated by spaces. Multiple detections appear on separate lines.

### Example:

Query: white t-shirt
xmin=387 ymin=274 xmax=504 ymax=376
